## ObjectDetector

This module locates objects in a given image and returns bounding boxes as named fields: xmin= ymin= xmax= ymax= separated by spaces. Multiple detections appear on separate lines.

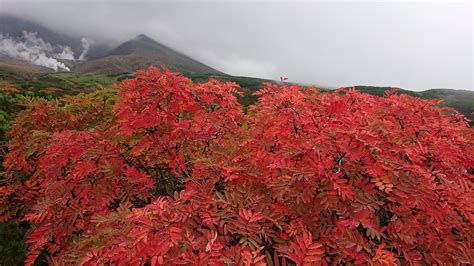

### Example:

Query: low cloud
xmin=199 ymin=50 xmax=277 ymax=80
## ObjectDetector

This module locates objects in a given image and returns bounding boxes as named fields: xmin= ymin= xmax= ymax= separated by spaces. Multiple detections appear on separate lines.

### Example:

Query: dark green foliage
xmin=419 ymin=89 xmax=474 ymax=120
xmin=0 ymin=221 xmax=27 ymax=266
xmin=0 ymin=92 xmax=25 ymax=146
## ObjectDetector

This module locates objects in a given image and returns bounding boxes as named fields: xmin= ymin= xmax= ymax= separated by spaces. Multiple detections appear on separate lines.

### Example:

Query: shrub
xmin=1 ymin=67 xmax=473 ymax=265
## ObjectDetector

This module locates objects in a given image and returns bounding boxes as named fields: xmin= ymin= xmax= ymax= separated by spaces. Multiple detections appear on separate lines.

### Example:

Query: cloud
xmin=198 ymin=50 xmax=277 ymax=79
xmin=0 ymin=31 xmax=71 ymax=71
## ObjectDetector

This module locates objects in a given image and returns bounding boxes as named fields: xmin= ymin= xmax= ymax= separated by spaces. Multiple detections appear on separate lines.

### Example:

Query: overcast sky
xmin=0 ymin=0 xmax=472 ymax=90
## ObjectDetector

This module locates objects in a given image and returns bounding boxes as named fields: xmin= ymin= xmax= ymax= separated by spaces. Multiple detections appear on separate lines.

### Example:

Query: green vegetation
xmin=0 ymin=221 xmax=27 ymax=266
xmin=0 ymin=68 xmax=120 ymax=97
xmin=418 ymin=89 xmax=474 ymax=120
xmin=352 ymin=86 xmax=474 ymax=122
xmin=0 ymin=93 xmax=23 ymax=143
xmin=183 ymin=72 xmax=275 ymax=106
xmin=44 ymin=72 xmax=118 ymax=88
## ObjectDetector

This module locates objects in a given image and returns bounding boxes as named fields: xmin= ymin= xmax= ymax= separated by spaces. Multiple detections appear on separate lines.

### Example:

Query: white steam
xmin=55 ymin=45 xmax=75 ymax=60
xmin=0 ymin=31 xmax=71 ymax=71
xmin=78 ymin=37 xmax=90 ymax=60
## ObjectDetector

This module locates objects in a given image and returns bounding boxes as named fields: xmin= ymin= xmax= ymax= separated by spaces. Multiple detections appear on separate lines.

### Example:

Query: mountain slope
xmin=74 ymin=34 xmax=223 ymax=74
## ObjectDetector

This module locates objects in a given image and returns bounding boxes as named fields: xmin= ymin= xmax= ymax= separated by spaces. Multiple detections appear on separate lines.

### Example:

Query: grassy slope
xmin=352 ymin=86 xmax=474 ymax=121
xmin=0 ymin=68 xmax=121 ymax=96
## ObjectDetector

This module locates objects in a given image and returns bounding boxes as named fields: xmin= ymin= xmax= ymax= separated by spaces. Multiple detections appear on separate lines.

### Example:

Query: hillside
xmin=352 ymin=86 xmax=474 ymax=121
xmin=0 ymin=66 xmax=120 ymax=97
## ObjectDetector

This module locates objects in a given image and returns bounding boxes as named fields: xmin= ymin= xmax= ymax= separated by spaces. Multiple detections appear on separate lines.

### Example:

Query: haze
xmin=0 ymin=0 xmax=472 ymax=91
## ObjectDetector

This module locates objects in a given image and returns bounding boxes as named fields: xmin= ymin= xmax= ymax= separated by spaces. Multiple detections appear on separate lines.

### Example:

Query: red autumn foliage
xmin=1 ymin=67 xmax=473 ymax=265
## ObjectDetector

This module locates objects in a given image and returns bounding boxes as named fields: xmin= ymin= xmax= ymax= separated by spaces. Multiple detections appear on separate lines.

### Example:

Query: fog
xmin=0 ymin=0 xmax=472 ymax=90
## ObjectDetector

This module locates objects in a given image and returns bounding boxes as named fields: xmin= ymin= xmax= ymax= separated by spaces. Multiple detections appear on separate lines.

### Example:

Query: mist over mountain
xmin=75 ymin=33 xmax=222 ymax=74
xmin=0 ymin=15 xmax=83 ymax=54
xmin=0 ymin=15 xmax=221 ymax=74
